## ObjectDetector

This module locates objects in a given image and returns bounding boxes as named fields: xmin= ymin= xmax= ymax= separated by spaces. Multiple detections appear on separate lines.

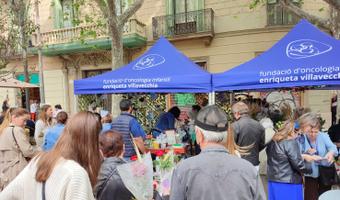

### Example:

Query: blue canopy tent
xmin=74 ymin=37 xmax=211 ymax=94
xmin=213 ymin=19 xmax=340 ymax=91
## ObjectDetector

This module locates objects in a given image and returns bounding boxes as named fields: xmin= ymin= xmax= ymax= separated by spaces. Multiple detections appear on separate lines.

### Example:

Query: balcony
xmin=152 ymin=8 xmax=214 ymax=44
xmin=30 ymin=19 xmax=146 ymax=56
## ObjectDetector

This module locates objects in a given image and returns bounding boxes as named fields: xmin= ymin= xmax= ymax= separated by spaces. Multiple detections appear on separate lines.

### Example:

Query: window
xmin=165 ymin=0 xmax=205 ymax=35
xmin=61 ymin=0 xmax=75 ymax=28
xmin=195 ymin=61 xmax=207 ymax=70
xmin=173 ymin=0 xmax=197 ymax=15
xmin=53 ymin=0 xmax=76 ymax=28
xmin=267 ymin=0 xmax=300 ymax=26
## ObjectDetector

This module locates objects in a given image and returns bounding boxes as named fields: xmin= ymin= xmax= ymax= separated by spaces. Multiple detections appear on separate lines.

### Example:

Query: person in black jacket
xmin=232 ymin=101 xmax=265 ymax=169
xmin=94 ymin=130 xmax=134 ymax=200
xmin=266 ymin=121 xmax=311 ymax=200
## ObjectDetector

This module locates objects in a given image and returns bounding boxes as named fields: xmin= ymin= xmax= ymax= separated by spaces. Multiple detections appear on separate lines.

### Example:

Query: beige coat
xmin=0 ymin=126 xmax=38 ymax=190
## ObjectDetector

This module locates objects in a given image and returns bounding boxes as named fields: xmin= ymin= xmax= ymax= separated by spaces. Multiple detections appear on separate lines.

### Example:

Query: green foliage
xmin=122 ymin=94 xmax=167 ymax=133
xmin=249 ymin=0 xmax=265 ymax=9
xmin=153 ymin=151 xmax=179 ymax=170
xmin=215 ymin=92 xmax=233 ymax=120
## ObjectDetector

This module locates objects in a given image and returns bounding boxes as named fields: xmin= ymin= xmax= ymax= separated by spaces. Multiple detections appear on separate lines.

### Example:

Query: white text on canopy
xmin=259 ymin=66 xmax=340 ymax=84
xmin=102 ymin=77 xmax=171 ymax=90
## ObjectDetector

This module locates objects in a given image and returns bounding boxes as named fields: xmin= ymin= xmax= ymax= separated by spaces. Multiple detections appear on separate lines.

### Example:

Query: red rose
xmin=130 ymin=155 xmax=138 ymax=161
xmin=155 ymin=150 xmax=165 ymax=157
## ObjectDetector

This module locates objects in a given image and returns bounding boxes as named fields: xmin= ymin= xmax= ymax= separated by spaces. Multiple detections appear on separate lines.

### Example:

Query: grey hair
xmin=195 ymin=126 xmax=227 ymax=144
xmin=298 ymin=112 xmax=320 ymax=129
xmin=231 ymin=102 xmax=249 ymax=115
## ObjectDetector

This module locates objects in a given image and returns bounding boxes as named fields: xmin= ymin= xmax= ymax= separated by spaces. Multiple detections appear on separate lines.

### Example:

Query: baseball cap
xmin=195 ymin=105 xmax=229 ymax=132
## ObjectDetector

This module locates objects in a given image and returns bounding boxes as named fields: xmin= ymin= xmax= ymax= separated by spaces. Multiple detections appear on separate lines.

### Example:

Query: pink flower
xmin=131 ymin=162 xmax=147 ymax=177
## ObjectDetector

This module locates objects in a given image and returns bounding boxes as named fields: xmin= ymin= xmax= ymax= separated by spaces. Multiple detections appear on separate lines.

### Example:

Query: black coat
xmin=94 ymin=157 xmax=133 ymax=200
xmin=232 ymin=115 xmax=265 ymax=166
xmin=266 ymin=139 xmax=311 ymax=184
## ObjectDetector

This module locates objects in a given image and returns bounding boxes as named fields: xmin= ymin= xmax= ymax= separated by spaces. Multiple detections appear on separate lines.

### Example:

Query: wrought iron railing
xmin=32 ymin=19 xmax=146 ymax=46
xmin=267 ymin=3 xmax=300 ymax=26
xmin=152 ymin=8 xmax=214 ymax=40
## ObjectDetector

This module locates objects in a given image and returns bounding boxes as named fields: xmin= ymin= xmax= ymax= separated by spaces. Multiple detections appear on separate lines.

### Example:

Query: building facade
xmin=3 ymin=0 xmax=334 ymax=128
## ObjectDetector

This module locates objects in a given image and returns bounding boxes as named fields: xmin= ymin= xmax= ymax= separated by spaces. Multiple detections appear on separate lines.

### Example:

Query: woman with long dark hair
xmin=0 ymin=111 xmax=102 ymax=199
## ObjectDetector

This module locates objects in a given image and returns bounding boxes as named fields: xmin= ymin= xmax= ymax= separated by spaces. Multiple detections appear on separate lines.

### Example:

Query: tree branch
xmin=94 ymin=0 xmax=109 ymax=19
xmin=323 ymin=0 xmax=340 ymax=11
xmin=280 ymin=0 xmax=331 ymax=30
xmin=119 ymin=0 xmax=144 ymax=27
xmin=106 ymin=0 xmax=119 ymax=29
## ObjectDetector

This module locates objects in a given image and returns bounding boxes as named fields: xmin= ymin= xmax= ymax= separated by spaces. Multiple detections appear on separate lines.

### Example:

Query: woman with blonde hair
xmin=34 ymin=104 xmax=53 ymax=147
xmin=266 ymin=121 xmax=311 ymax=200
xmin=0 ymin=108 xmax=38 ymax=190
xmin=0 ymin=108 xmax=16 ymax=134
xmin=0 ymin=111 xmax=102 ymax=199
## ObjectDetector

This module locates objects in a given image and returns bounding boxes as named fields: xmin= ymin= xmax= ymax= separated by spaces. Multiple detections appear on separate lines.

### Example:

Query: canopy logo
xmin=133 ymin=54 xmax=165 ymax=70
xmin=286 ymin=39 xmax=332 ymax=59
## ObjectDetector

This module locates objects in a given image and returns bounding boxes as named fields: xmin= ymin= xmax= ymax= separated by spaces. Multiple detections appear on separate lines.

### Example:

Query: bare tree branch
xmin=94 ymin=0 xmax=109 ymax=19
xmin=119 ymin=0 xmax=144 ymax=27
xmin=323 ymin=0 xmax=340 ymax=11
xmin=280 ymin=0 xmax=332 ymax=29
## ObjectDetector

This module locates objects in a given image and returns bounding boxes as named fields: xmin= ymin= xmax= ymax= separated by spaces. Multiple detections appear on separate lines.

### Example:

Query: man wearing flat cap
xmin=169 ymin=105 xmax=265 ymax=200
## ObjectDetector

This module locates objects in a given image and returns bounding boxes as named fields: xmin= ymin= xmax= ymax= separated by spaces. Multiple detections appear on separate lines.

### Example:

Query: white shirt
xmin=30 ymin=103 xmax=37 ymax=113
xmin=0 ymin=158 xmax=95 ymax=200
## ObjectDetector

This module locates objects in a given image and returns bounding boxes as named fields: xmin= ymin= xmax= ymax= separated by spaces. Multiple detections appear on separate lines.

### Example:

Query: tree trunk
xmin=35 ymin=0 xmax=45 ymax=104
xmin=328 ymin=8 xmax=340 ymax=123
xmin=20 ymin=22 xmax=30 ymax=111
xmin=110 ymin=26 xmax=124 ymax=117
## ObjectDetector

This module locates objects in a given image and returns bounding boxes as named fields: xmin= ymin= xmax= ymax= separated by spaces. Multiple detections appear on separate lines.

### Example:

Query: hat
xmin=195 ymin=105 xmax=228 ymax=132
xmin=100 ymin=110 xmax=109 ymax=118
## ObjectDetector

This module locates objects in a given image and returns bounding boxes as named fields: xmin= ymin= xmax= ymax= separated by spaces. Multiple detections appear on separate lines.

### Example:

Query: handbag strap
xmin=42 ymin=182 xmax=46 ymax=200
xmin=11 ymin=126 xmax=25 ymax=157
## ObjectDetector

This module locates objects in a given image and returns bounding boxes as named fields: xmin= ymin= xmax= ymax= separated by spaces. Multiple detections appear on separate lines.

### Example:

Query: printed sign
xmin=133 ymin=54 xmax=165 ymax=70
xmin=286 ymin=39 xmax=332 ymax=59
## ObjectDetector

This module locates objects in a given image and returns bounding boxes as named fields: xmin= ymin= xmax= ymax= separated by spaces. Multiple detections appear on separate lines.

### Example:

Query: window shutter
xmin=53 ymin=0 xmax=63 ymax=29
xmin=267 ymin=0 xmax=277 ymax=4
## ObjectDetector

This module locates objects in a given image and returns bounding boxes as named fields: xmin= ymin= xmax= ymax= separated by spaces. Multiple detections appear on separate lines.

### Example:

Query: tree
xmin=250 ymin=0 xmax=340 ymax=121
xmin=7 ymin=0 xmax=36 ymax=109
xmin=91 ymin=0 xmax=144 ymax=115
xmin=0 ymin=4 xmax=19 ymax=70
xmin=93 ymin=0 xmax=144 ymax=69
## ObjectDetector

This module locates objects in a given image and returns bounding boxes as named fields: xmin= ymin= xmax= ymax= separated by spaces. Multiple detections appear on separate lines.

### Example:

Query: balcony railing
xmin=32 ymin=19 xmax=146 ymax=46
xmin=152 ymin=8 xmax=214 ymax=40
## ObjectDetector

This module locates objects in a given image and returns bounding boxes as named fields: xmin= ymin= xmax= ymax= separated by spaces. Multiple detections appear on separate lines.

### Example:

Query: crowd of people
xmin=0 ymin=97 xmax=339 ymax=200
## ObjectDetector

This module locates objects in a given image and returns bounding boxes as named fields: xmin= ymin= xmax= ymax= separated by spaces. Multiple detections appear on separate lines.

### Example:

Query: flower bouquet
xmin=117 ymin=135 xmax=153 ymax=200
xmin=153 ymin=149 xmax=177 ymax=196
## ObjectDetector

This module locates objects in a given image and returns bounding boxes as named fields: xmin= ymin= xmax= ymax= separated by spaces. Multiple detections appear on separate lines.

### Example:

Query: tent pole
xmin=212 ymin=91 xmax=215 ymax=104
xmin=208 ymin=92 xmax=215 ymax=105
xmin=230 ymin=92 xmax=234 ymax=105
